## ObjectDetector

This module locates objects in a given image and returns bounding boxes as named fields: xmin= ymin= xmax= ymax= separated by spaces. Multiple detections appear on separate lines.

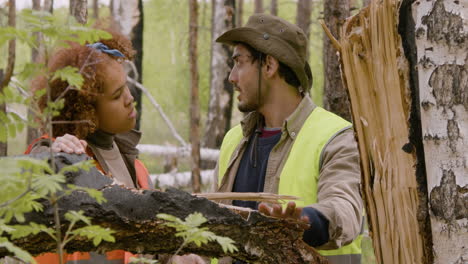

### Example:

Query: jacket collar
xmin=240 ymin=95 xmax=317 ymax=138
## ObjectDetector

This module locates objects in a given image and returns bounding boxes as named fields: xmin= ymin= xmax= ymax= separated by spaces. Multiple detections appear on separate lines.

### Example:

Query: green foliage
xmin=0 ymin=238 xmax=36 ymax=264
xmin=63 ymin=210 xmax=115 ymax=246
xmin=52 ymin=66 xmax=84 ymax=90
xmin=157 ymin=212 xmax=238 ymax=254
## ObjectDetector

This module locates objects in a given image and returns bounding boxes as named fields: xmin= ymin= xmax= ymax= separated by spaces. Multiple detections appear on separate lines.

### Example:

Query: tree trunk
xmin=0 ymin=0 xmax=16 ymax=157
xmin=270 ymin=0 xmax=277 ymax=16
xmin=322 ymin=0 xmax=351 ymax=121
xmin=110 ymin=0 xmax=144 ymax=130
xmin=130 ymin=0 xmax=144 ymax=130
xmin=203 ymin=0 xmax=235 ymax=152
xmin=189 ymin=0 xmax=201 ymax=193
xmin=28 ymin=0 xmax=42 ymax=146
xmin=236 ymin=0 xmax=243 ymax=27
xmin=70 ymin=0 xmax=87 ymax=24
xmin=92 ymin=0 xmax=98 ymax=19
xmin=412 ymin=0 xmax=468 ymax=263
xmin=296 ymin=0 xmax=312 ymax=59
xmin=0 ymin=70 xmax=6 ymax=157
xmin=43 ymin=0 xmax=53 ymax=13
xmin=1 ymin=153 xmax=327 ymax=264
xmin=254 ymin=0 xmax=263 ymax=13
xmin=335 ymin=0 xmax=428 ymax=263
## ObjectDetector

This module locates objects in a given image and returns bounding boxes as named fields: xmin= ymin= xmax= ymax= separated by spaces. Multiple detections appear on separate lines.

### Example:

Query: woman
xmin=27 ymin=31 xmax=151 ymax=264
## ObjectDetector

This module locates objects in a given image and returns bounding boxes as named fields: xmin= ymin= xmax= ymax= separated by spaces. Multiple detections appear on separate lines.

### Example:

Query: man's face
xmin=229 ymin=44 xmax=262 ymax=113
xmin=95 ymin=60 xmax=137 ymax=134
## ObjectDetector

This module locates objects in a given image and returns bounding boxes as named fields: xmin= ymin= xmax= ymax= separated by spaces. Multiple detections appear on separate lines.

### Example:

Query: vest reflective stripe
xmin=218 ymin=107 xmax=362 ymax=258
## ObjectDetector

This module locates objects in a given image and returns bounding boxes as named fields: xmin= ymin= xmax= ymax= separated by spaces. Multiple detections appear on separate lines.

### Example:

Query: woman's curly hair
xmin=33 ymin=30 xmax=135 ymax=139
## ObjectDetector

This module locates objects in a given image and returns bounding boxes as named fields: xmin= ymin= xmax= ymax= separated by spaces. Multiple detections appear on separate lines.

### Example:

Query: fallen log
xmin=3 ymin=153 xmax=327 ymax=264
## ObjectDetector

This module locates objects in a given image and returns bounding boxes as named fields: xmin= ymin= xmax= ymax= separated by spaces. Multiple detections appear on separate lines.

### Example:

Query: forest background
xmin=0 ymin=0 xmax=375 ymax=263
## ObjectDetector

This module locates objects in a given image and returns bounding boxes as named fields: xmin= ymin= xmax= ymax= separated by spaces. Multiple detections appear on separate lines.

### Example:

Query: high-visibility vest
xmin=26 ymin=136 xmax=152 ymax=264
xmin=217 ymin=107 xmax=362 ymax=260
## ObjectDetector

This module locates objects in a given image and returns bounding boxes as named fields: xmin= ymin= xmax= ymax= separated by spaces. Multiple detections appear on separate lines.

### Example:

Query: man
xmin=214 ymin=14 xmax=363 ymax=264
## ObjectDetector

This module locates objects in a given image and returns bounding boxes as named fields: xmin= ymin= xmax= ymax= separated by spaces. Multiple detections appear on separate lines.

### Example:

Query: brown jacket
xmin=215 ymin=96 xmax=363 ymax=250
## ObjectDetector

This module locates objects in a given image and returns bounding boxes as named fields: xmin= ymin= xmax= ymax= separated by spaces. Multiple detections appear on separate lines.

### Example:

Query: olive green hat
xmin=216 ymin=13 xmax=313 ymax=93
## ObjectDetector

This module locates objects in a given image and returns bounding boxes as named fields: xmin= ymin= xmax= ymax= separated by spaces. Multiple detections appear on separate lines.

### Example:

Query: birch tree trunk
xmin=189 ymin=0 xmax=201 ymax=193
xmin=296 ymin=0 xmax=312 ymax=60
xmin=110 ymin=0 xmax=144 ymax=130
xmin=203 ymin=0 xmax=235 ymax=151
xmin=270 ymin=0 xmax=277 ymax=16
xmin=323 ymin=0 xmax=351 ymax=121
xmin=70 ymin=0 xmax=87 ymax=24
xmin=254 ymin=0 xmax=263 ymax=13
xmin=413 ymin=0 xmax=468 ymax=263
xmin=92 ymin=0 xmax=98 ymax=19
xmin=236 ymin=0 xmax=243 ymax=27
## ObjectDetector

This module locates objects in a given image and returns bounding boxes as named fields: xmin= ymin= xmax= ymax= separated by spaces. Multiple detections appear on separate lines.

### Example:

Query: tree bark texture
xmin=92 ymin=0 xmax=98 ymax=19
xmin=3 ymin=153 xmax=328 ymax=264
xmin=296 ymin=0 xmax=312 ymax=60
xmin=28 ymin=0 xmax=42 ymax=146
xmin=70 ymin=0 xmax=87 ymax=24
xmin=189 ymin=0 xmax=201 ymax=193
xmin=0 ymin=70 xmax=6 ymax=157
xmin=43 ymin=0 xmax=53 ymax=13
xmin=412 ymin=0 xmax=468 ymax=263
xmin=270 ymin=0 xmax=277 ymax=16
xmin=203 ymin=0 xmax=235 ymax=151
xmin=254 ymin=0 xmax=263 ymax=13
xmin=236 ymin=0 xmax=243 ymax=27
xmin=322 ymin=0 xmax=351 ymax=121
xmin=110 ymin=0 xmax=144 ymax=130
xmin=336 ymin=0 xmax=427 ymax=263
xmin=0 ymin=0 xmax=16 ymax=157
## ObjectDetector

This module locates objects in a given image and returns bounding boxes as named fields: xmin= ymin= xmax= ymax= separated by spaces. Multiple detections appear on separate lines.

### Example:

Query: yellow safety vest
xmin=218 ymin=107 xmax=362 ymax=259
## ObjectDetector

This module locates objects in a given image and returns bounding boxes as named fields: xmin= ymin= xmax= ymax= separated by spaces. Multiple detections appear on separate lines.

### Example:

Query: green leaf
xmin=9 ymin=223 xmax=50 ymax=240
xmin=59 ymin=160 xmax=94 ymax=174
xmin=51 ymin=66 xmax=84 ymax=90
xmin=8 ymin=123 xmax=16 ymax=139
xmin=0 ymin=238 xmax=36 ymax=264
xmin=70 ymin=226 xmax=115 ymax=246
xmin=65 ymin=210 xmax=91 ymax=226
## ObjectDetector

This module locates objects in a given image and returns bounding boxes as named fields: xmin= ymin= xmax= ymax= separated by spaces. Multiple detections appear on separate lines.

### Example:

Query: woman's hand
xmin=51 ymin=134 xmax=88 ymax=154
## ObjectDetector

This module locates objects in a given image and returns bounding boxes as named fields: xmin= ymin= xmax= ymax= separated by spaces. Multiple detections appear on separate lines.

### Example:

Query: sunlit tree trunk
xmin=323 ymin=0 xmax=351 ymax=121
xmin=43 ymin=0 xmax=53 ymax=13
xmin=254 ymin=0 xmax=263 ymax=13
xmin=70 ymin=0 xmax=87 ymax=24
xmin=189 ymin=0 xmax=201 ymax=193
xmin=412 ymin=0 xmax=468 ymax=263
xmin=203 ymin=0 xmax=235 ymax=151
xmin=236 ymin=0 xmax=243 ymax=27
xmin=27 ymin=0 xmax=42 ymax=145
xmin=110 ymin=0 xmax=144 ymax=130
xmin=92 ymin=0 xmax=99 ymax=19
xmin=0 ymin=0 xmax=16 ymax=157
xmin=295 ymin=0 xmax=312 ymax=59
xmin=270 ymin=0 xmax=277 ymax=16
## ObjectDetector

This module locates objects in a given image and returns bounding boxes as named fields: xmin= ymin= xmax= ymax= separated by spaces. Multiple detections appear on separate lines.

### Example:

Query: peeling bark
xmin=2 ymin=153 xmax=327 ymax=264
xmin=413 ymin=0 xmax=468 ymax=263
xmin=337 ymin=0 xmax=425 ymax=263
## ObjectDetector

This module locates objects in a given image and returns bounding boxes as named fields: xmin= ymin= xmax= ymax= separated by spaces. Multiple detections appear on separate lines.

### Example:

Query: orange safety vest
xmin=26 ymin=135 xmax=152 ymax=264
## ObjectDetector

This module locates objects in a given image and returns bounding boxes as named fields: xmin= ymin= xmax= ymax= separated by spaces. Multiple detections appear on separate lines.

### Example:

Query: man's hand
xmin=51 ymin=133 xmax=87 ymax=154
xmin=258 ymin=201 xmax=309 ymax=223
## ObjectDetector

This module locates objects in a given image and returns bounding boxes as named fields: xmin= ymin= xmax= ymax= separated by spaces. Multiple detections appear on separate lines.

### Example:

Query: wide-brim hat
xmin=216 ymin=13 xmax=313 ymax=93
